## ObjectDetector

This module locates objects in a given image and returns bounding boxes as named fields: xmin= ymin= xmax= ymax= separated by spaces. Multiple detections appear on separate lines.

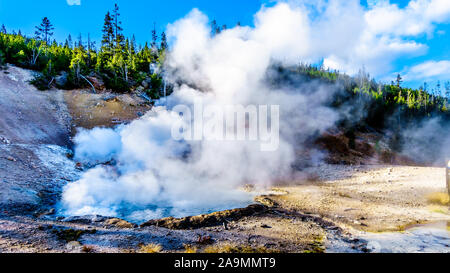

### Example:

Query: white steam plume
xmin=400 ymin=118 xmax=450 ymax=165
xmin=60 ymin=3 xmax=340 ymax=222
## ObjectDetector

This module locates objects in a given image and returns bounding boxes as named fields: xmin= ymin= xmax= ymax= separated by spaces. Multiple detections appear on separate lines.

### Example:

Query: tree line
xmin=0 ymin=3 xmax=167 ymax=97
xmin=271 ymin=63 xmax=449 ymax=131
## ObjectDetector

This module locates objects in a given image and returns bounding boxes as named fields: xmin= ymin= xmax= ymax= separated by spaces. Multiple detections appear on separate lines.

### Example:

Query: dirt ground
xmin=64 ymin=90 xmax=151 ymax=132
xmin=271 ymin=164 xmax=449 ymax=233
xmin=0 ymin=65 xmax=448 ymax=253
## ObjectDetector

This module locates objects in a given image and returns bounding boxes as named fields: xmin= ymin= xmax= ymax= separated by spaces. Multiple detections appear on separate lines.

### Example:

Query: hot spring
xmin=57 ymin=3 xmax=344 ymax=223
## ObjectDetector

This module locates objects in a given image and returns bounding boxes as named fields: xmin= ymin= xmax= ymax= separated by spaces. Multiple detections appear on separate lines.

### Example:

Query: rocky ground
xmin=0 ymin=164 xmax=447 ymax=253
xmin=267 ymin=164 xmax=450 ymax=252
xmin=272 ymin=164 xmax=449 ymax=233
xmin=0 ymin=65 xmax=448 ymax=253
xmin=64 ymin=90 xmax=151 ymax=132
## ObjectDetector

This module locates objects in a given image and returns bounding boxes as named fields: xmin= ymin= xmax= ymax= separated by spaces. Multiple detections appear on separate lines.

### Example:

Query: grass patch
xmin=139 ymin=243 xmax=163 ymax=253
xmin=426 ymin=192 xmax=449 ymax=206
xmin=203 ymin=243 xmax=279 ymax=253
xmin=52 ymin=228 xmax=96 ymax=242
xmin=303 ymin=236 xmax=325 ymax=253
xmin=183 ymin=244 xmax=198 ymax=253
xmin=428 ymin=205 xmax=448 ymax=214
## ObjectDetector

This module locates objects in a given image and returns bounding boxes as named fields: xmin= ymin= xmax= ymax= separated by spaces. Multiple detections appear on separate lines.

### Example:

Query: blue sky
xmin=0 ymin=0 xmax=449 ymax=90
xmin=0 ymin=0 xmax=264 ymax=46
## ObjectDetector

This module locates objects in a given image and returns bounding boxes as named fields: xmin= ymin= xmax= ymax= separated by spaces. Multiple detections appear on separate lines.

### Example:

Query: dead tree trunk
xmin=79 ymin=74 xmax=96 ymax=94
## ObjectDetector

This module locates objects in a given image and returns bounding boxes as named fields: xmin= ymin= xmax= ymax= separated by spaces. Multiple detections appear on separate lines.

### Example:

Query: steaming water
xmin=326 ymin=221 xmax=450 ymax=253
xmin=360 ymin=221 xmax=450 ymax=253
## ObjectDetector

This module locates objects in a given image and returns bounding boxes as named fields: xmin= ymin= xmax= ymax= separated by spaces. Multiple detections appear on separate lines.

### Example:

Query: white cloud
xmin=66 ymin=0 xmax=81 ymax=5
xmin=403 ymin=60 xmax=450 ymax=81
xmin=304 ymin=0 xmax=450 ymax=77
xmin=365 ymin=0 xmax=450 ymax=36
xmin=257 ymin=1 xmax=450 ymax=78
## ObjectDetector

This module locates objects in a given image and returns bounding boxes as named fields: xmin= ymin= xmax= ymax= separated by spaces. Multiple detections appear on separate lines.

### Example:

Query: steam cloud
xmin=60 ymin=3 xmax=344 ymax=222
xmin=62 ymin=1 xmax=448 ymax=222
xmin=400 ymin=118 xmax=450 ymax=165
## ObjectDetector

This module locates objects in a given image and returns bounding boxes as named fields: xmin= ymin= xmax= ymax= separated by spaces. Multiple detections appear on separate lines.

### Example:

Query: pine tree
xmin=445 ymin=81 xmax=450 ymax=98
xmin=151 ymin=23 xmax=158 ymax=49
xmin=67 ymin=34 xmax=73 ymax=49
xmin=417 ymin=88 xmax=423 ymax=108
xmin=396 ymin=74 xmax=403 ymax=88
xmin=77 ymin=33 xmax=84 ymax=50
xmin=160 ymin=31 xmax=168 ymax=50
xmin=436 ymin=81 xmax=441 ymax=96
xmin=130 ymin=34 xmax=136 ymax=55
xmin=101 ymin=11 xmax=114 ymax=56
xmin=210 ymin=19 xmax=220 ymax=36
xmin=112 ymin=3 xmax=125 ymax=55
xmin=70 ymin=46 xmax=88 ymax=81
xmin=87 ymin=33 xmax=96 ymax=67
xmin=1 ymin=24 xmax=7 ymax=34
xmin=125 ymin=38 xmax=130 ymax=58
xmin=35 ymin=17 xmax=54 ymax=44
xmin=150 ymin=23 xmax=159 ymax=60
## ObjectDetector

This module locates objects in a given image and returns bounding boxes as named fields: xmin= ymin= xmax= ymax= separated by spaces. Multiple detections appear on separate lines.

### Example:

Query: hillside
xmin=0 ymin=65 xmax=149 ymax=214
